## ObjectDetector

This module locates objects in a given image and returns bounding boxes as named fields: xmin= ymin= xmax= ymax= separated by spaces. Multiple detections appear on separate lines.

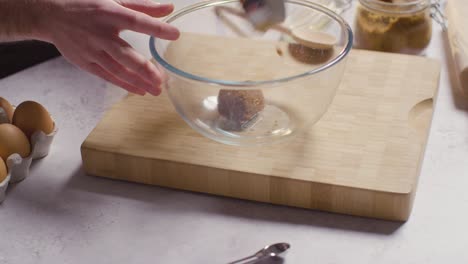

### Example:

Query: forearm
xmin=0 ymin=0 xmax=180 ymax=96
xmin=0 ymin=0 xmax=51 ymax=42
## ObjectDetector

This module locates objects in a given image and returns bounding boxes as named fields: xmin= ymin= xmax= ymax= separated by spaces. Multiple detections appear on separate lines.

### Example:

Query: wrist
xmin=28 ymin=0 xmax=60 ymax=42
xmin=0 ymin=0 xmax=58 ymax=42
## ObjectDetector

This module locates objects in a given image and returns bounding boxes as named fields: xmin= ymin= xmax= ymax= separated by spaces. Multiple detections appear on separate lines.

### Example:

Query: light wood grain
xmin=81 ymin=35 xmax=440 ymax=221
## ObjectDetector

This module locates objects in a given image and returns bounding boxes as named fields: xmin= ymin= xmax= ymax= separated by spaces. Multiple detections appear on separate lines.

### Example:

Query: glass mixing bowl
xmin=150 ymin=0 xmax=353 ymax=146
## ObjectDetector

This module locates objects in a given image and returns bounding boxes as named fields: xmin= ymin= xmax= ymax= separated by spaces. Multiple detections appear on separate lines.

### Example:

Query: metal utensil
xmin=214 ymin=1 xmax=338 ymax=49
xmin=228 ymin=242 xmax=291 ymax=264
xmin=241 ymin=0 xmax=286 ymax=31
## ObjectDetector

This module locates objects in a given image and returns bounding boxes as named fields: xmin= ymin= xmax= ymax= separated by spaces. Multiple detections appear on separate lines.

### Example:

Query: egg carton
xmin=0 ymin=123 xmax=58 ymax=203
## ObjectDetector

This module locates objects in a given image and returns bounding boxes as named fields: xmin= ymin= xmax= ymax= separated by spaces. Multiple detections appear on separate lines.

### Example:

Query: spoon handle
xmin=227 ymin=254 xmax=258 ymax=264
xmin=270 ymin=24 xmax=293 ymax=35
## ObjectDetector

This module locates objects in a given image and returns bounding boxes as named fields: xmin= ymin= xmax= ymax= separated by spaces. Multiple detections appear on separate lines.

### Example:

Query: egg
xmin=12 ymin=101 xmax=54 ymax=139
xmin=0 ymin=157 xmax=7 ymax=183
xmin=0 ymin=97 xmax=14 ymax=123
xmin=0 ymin=123 xmax=31 ymax=160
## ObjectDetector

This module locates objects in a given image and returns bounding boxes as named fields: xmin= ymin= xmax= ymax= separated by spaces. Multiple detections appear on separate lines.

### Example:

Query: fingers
xmin=118 ymin=0 xmax=175 ymax=17
xmin=154 ymin=60 xmax=169 ymax=85
xmin=94 ymin=49 xmax=161 ymax=95
xmin=85 ymin=62 xmax=147 ymax=96
xmin=115 ymin=9 xmax=180 ymax=40
xmin=106 ymin=38 xmax=163 ymax=91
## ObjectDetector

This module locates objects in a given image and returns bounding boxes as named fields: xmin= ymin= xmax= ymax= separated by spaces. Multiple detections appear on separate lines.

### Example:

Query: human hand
xmin=37 ymin=0 xmax=180 ymax=96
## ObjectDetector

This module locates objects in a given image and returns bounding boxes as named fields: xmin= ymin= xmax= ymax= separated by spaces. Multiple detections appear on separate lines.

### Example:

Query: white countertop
xmin=1 ymin=1 xmax=468 ymax=263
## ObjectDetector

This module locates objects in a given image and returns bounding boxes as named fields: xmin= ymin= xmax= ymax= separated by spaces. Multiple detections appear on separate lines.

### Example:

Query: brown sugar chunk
xmin=218 ymin=89 xmax=265 ymax=130
xmin=287 ymin=43 xmax=333 ymax=64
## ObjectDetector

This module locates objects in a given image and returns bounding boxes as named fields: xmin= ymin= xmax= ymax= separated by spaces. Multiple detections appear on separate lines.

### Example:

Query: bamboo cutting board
xmin=81 ymin=35 xmax=440 ymax=221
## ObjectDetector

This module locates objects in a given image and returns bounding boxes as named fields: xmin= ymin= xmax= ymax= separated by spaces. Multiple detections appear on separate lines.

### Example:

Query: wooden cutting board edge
xmin=81 ymin=146 xmax=416 ymax=221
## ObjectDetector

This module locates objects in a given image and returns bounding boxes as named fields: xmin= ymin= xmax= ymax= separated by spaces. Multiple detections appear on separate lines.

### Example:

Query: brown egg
xmin=12 ymin=101 xmax=54 ymax=139
xmin=0 ymin=123 xmax=31 ymax=160
xmin=0 ymin=97 xmax=14 ymax=123
xmin=0 ymin=158 xmax=7 ymax=183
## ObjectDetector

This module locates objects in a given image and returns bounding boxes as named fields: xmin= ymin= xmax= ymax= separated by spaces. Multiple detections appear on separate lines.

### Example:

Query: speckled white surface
xmin=1 ymin=2 xmax=468 ymax=263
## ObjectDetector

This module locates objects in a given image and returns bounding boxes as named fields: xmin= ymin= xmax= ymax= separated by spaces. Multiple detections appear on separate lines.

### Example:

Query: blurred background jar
xmin=353 ymin=0 xmax=444 ymax=55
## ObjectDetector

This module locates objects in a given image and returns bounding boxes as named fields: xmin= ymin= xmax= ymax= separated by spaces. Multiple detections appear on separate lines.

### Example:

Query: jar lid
xmin=359 ymin=0 xmax=447 ymax=29
xmin=359 ymin=0 xmax=431 ymax=14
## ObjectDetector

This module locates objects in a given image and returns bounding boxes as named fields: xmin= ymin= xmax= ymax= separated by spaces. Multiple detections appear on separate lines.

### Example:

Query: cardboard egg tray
xmin=0 ymin=107 xmax=57 ymax=203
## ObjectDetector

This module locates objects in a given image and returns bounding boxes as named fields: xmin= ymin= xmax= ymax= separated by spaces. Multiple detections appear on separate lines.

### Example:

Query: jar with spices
xmin=354 ymin=0 xmax=445 ymax=55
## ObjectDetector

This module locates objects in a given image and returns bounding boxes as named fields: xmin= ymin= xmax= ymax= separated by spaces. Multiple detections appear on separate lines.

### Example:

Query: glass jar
xmin=354 ymin=0 xmax=443 ymax=55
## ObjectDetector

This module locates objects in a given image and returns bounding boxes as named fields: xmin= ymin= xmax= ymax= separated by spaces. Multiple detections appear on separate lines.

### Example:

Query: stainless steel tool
xmin=228 ymin=242 xmax=291 ymax=264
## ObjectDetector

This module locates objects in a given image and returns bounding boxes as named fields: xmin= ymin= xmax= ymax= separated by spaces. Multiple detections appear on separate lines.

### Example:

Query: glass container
xmin=149 ymin=0 xmax=353 ymax=146
xmin=354 ymin=0 xmax=444 ymax=55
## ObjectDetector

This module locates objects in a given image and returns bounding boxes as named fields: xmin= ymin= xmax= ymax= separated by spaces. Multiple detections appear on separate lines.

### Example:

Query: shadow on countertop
xmin=0 ymin=40 xmax=60 ymax=79
xmin=64 ymin=165 xmax=403 ymax=236
xmin=240 ymin=256 xmax=285 ymax=264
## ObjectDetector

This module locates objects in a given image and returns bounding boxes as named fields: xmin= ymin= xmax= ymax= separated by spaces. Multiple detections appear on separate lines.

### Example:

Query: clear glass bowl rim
xmin=149 ymin=0 xmax=354 ymax=88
